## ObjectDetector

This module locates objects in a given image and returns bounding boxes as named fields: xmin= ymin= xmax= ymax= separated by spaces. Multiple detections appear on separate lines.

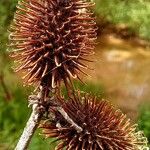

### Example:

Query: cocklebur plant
xmin=8 ymin=0 xmax=149 ymax=150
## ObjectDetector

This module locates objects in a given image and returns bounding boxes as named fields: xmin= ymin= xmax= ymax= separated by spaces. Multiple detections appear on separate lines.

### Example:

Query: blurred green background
xmin=0 ymin=0 xmax=150 ymax=149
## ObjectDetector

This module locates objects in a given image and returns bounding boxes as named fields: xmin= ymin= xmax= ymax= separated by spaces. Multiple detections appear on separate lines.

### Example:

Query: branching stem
xmin=15 ymin=87 xmax=83 ymax=150
xmin=15 ymin=87 xmax=45 ymax=150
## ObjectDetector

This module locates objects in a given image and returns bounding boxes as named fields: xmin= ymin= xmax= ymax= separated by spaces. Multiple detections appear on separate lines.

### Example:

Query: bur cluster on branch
xmin=40 ymin=92 xmax=148 ymax=150
xmin=9 ymin=0 xmax=149 ymax=150
xmin=9 ymin=0 xmax=97 ymax=91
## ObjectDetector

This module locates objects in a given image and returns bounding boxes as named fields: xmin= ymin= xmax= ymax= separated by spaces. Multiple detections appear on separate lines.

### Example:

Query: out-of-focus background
xmin=0 ymin=0 xmax=150 ymax=149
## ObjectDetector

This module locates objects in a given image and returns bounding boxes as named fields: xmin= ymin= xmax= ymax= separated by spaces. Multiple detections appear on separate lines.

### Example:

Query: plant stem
xmin=57 ymin=107 xmax=83 ymax=133
xmin=15 ymin=87 xmax=45 ymax=150
xmin=15 ymin=103 xmax=42 ymax=150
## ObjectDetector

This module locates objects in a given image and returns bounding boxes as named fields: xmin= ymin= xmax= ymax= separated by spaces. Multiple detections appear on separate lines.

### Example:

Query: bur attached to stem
xmin=40 ymin=92 xmax=148 ymax=150
xmin=9 ymin=0 xmax=97 ymax=149
xmin=9 ymin=0 xmax=97 ymax=91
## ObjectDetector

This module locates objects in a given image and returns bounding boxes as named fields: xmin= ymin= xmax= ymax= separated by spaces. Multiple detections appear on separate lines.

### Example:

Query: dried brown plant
xmin=8 ymin=1 xmax=149 ymax=150
xmin=9 ymin=0 xmax=97 ymax=91
xmin=40 ymin=92 xmax=148 ymax=150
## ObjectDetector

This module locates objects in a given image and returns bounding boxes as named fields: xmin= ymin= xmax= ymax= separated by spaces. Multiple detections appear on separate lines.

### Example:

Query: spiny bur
xmin=9 ymin=0 xmax=97 ymax=90
xmin=40 ymin=92 xmax=148 ymax=150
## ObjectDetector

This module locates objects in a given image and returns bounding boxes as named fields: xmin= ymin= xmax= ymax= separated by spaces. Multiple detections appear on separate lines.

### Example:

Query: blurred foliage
xmin=0 ymin=0 xmax=18 ymax=54
xmin=62 ymin=81 xmax=106 ymax=99
xmin=74 ymin=81 xmax=105 ymax=97
xmin=94 ymin=0 xmax=150 ymax=40
xmin=0 ymin=84 xmax=54 ymax=149
xmin=0 ymin=0 xmax=150 ymax=149
xmin=0 ymin=88 xmax=28 ymax=149
xmin=138 ymin=103 xmax=150 ymax=144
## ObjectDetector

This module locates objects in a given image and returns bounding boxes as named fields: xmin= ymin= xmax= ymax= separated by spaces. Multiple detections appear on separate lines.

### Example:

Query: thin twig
xmin=56 ymin=107 xmax=83 ymax=133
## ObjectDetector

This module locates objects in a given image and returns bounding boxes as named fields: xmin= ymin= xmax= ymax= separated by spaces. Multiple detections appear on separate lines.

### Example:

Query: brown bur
xmin=9 ymin=0 xmax=97 ymax=91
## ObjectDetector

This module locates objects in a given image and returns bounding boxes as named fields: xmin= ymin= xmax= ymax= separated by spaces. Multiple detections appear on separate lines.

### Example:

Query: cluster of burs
xmin=9 ymin=0 xmax=149 ymax=150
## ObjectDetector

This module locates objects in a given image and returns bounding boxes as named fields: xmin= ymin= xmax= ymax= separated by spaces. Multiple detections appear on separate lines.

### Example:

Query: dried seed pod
xmin=40 ymin=93 xmax=148 ymax=150
xmin=9 ymin=0 xmax=97 ymax=90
